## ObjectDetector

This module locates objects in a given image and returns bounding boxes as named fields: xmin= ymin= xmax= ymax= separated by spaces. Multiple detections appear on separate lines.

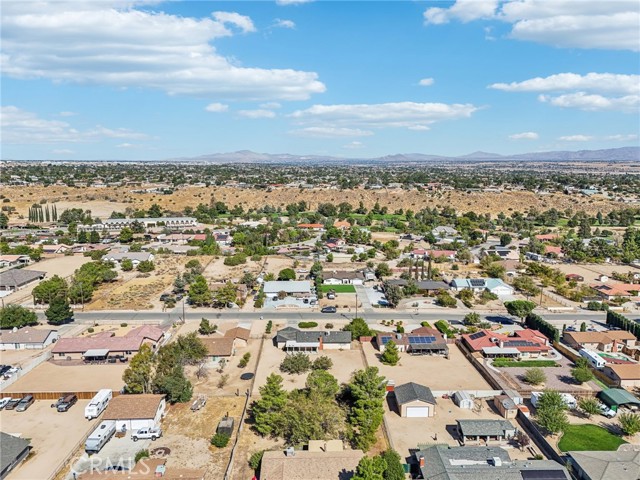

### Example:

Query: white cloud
xmin=538 ymin=92 xmax=639 ymax=112
xmin=343 ymin=141 xmax=364 ymax=150
xmin=289 ymin=127 xmax=374 ymax=138
xmin=424 ymin=0 xmax=640 ymax=51
xmin=116 ymin=143 xmax=138 ymax=148
xmin=259 ymin=102 xmax=282 ymax=109
xmin=290 ymin=101 xmax=478 ymax=129
xmin=52 ymin=149 xmax=74 ymax=154
xmin=606 ymin=134 xmax=638 ymax=141
xmin=212 ymin=11 xmax=255 ymax=34
xmin=205 ymin=103 xmax=229 ymax=112
xmin=273 ymin=18 xmax=296 ymax=29
xmin=490 ymin=73 xmax=640 ymax=112
xmin=490 ymin=73 xmax=639 ymax=95
xmin=276 ymin=0 xmax=314 ymax=5
xmin=509 ymin=131 xmax=539 ymax=140
xmin=1 ymin=105 xmax=149 ymax=144
xmin=0 ymin=3 xmax=325 ymax=101
xmin=237 ymin=109 xmax=276 ymax=119
xmin=58 ymin=111 xmax=77 ymax=117
xmin=558 ymin=135 xmax=592 ymax=142
xmin=408 ymin=125 xmax=430 ymax=131
xmin=418 ymin=78 xmax=435 ymax=86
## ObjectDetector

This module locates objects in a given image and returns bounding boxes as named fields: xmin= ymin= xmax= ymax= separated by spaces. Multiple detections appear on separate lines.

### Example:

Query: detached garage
xmin=393 ymin=382 xmax=437 ymax=418
xmin=103 ymin=394 xmax=165 ymax=431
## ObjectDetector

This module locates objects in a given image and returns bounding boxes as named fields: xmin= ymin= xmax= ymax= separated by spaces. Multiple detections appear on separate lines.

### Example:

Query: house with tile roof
xmin=563 ymin=330 xmax=636 ymax=353
xmin=461 ymin=329 xmax=551 ymax=358
xmin=376 ymin=327 xmax=449 ymax=356
xmin=602 ymin=364 xmax=640 ymax=388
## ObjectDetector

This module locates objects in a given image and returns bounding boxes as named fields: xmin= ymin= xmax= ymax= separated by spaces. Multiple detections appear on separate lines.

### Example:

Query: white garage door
xmin=406 ymin=406 xmax=429 ymax=418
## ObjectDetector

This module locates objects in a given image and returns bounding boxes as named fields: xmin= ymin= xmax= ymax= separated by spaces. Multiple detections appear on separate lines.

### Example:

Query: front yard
xmin=320 ymin=284 xmax=356 ymax=293
xmin=557 ymin=424 xmax=627 ymax=452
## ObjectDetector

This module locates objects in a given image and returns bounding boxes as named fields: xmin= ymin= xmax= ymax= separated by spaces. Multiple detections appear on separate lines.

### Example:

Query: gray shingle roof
xmin=0 ymin=432 xmax=31 ymax=475
xmin=457 ymin=419 xmax=516 ymax=437
xmin=274 ymin=327 xmax=351 ymax=345
xmin=0 ymin=269 xmax=46 ymax=288
xmin=394 ymin=382 xmax=436 ymax=406
xmin=416 ymin=280 xmax=450 ymax=291
xmin=568 ymin=449 xmax=640 ymax=480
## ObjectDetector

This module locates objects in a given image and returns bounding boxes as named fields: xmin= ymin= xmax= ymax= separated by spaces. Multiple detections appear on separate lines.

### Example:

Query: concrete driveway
xmin=69 ymin=432 xmax=151 ymax=478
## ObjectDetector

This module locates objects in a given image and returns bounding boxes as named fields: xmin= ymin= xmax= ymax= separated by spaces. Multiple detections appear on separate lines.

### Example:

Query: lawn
xmin=492 ymin=358 xmax=558 ymax=368
xmin=320 ymin=284 xmax=356 ymax=293
xmin=558 ymin=424 xmax=627 ymax=452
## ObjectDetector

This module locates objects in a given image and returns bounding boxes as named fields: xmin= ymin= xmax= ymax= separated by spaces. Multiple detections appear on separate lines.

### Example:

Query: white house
xmin=102 ymin=394 xmax=166 ymax=431
xmin=104 ymin=251 xmax=154 ymax=266
xmin=0 ymin=327 xmax=58 ymax=350
xmin=323 ymin=271 xmax=365 ymax=285
xmin=450 ymin=278 xmax=514 ymax=298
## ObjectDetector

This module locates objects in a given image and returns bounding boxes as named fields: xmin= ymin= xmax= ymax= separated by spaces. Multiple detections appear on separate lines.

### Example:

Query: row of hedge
xmin=606 ymin=310 xmax=640 ymax=339
xmin=525 ymin=313 xmax=560 ymax=343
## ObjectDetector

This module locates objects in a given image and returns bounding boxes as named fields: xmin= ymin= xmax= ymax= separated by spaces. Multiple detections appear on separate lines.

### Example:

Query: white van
xmin=85 ymin=420 xmax=116 ymax=454
xmin=85 ymin=389 xmax=112 ymax=420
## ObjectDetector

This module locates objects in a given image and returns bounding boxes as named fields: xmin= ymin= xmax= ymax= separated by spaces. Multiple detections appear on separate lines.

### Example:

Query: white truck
xmin=132 ymin=426 xmax=162 ymax=441
xmin=85 ymin=420 xmax=116 ymax=454
xmin=85 ymin=389 xmax=112 ymax=420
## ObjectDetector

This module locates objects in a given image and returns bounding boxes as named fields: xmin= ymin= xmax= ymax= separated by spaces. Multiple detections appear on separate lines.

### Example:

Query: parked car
xmin=131 ymin=427 xmax=162 ymax=441
xmin=0 ymin=365 xmax=11 ymax=376
xmin=321 ymin=306 xmax=337 ymax=313
xmin=0 ymin=397 xmax=13 ymax=410
xmin=16 ymin=395 xmax=34 ymax=412
xmin=54 ymin=394 xmax=78 ymax=412
xmin=3 ymin=398 xmax=21 ymax=410
xmin=599 ymin=403 xmax=616 ymax=418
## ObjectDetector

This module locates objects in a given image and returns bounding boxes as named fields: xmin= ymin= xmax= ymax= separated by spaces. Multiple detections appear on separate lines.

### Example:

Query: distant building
xmin=79 ymin=217 xmax=197 ymax=231
xmin=0 ymin=269 xmax=46 ymax=292
xmin=0 ymin=327 xmax=58 ymax=351
xmin=563 ymin=330 xmax=636 ymax=353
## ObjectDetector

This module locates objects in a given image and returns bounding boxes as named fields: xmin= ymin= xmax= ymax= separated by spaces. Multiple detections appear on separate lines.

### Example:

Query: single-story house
xmin=567 ymin=450 xmax=640 ymax=480
xmin=450 ymin=278 xmax=514 ymax=297
xmin=494 ymin=395 xmax=518 ymax=419
xmin=200 ymin=337 xmax=235 ymax=362
xmin=260 ymin=445 xmax=364 ymax=480
xmin=0 ymin=255 xmax=31 ymax=268
xmin=78 ymin=458 xmax=205 ymax=480
xmin=0 ymin=269 xmax=46 ymax=292
xmin=566 ymin=273 xmax=584 ymax=282
xmin=0 ymin=327 xmax=58 ymax=351
xmin=323 ymin=271 xmax=365 ymax=285
xmin=414 ymin=445 xmax=570 ymax=480
xmin=41 ymin=244 xmax=70 ymax=254
xmin=545 ymin=245 xmax=563 ymax=257
xmin=432 ymin=226 xmax=458 ymax=237
xmin=392 ymin=382 xmax=437 ymax=417
xmin=598 ymin=388 xmax=640 ymax=410
xmin=83 ymin=217 xmax=197 ymax=231
xmin=591 ymin=283 xmax=640 ymax=300
xmin=461 ymin=329 xmax=551 ymax=358
xmin=563 ymin=330 xmax=636 ymax=353
xmin=486 ymin=246 xmax=520 ymax=261
xmin=376 ymin=328 xmax=449 ymax=356
xmin=274 ymin=327 xmax=351 ymax=352
xmin=102 ymin=394 xmax=166 ymax=431
xmin=456 ymin=419 xmax=516 ymax=444
xmin=0 ymin=432 xmax=31 ymax=480
xmin=103 ymin=251 xmax=154 ymax=266
xmin=602 ymin=364 xmax=640 ymax=388
xmin=453 ymin=391 xmax=474 ymax=409
xmin=52 ymin=325 xmax=165 ymax=360
xmin=263 ymin=280 xmax=313 ymax=298
xmin=297 ymin=223 xmax=325 ymax=231
xmin=224 ymin=327 xmax=251 ymax=348
xmin=416 ymin=280 xmax=450 ymax=294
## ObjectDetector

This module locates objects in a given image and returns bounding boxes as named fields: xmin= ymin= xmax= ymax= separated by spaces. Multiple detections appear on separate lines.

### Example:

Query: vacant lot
xmin=555 ymin=263 xmax=639 ymax=285
xmin=253 ymin=343 xmax=365 ymax=395
xmin=3 ymin=362 xmax=126 ymax=394
xmin=161 ymin=397 xmax=245 ymax=478
xmin=0 ymin=400 xmax=93 ymax=480
xmin=362 ymin=343 xmax=491 ymax=392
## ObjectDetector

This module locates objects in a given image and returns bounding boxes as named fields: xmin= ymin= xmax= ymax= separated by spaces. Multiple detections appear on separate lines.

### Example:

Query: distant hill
xmin=166 ymin=146 xmax=639 ymax=164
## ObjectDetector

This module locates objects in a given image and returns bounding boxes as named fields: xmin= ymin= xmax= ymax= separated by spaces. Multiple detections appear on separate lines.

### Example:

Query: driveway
xmin=355 ymin=285 xmax=373 ymax=312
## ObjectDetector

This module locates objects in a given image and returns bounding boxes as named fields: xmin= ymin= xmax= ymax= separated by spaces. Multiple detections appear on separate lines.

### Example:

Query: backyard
xmin=557 ymin=424 xmax=627 ymax=452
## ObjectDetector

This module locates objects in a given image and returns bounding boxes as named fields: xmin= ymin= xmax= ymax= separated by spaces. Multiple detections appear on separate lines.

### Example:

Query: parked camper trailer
xmin=531 ymin=391 xmax=576 ymax=409
xmin=85 ymin=389 xmax=113 ymax=420
xmin=85 ymin=420 xmax=116 ymax=454
xmin=579 ymin=349 xmax=605 ymax=369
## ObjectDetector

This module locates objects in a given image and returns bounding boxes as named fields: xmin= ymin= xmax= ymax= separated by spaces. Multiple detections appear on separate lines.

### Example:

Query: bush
xmin=121 ymin=323 xmax=128 ymax=327
xmin=211 ymin=433 xmax=230 ymax=448
xmin=619 ymin=412 xmax=640 ymax=436
xmin=324 ymin=323 xmax=334 ymax=329
xmin=571 ymin=366 xmax=594 ymax=384
xmin=239 ymin=352 xmax=251 ymax=368
xmin=435 ymin=292 xmax=457 ymax=308
xmin=298 ymin=321 xmax=318 ymax=329
xmin=434 ymin=320 xmax=457 ymax=337
xmin=280 ymin=352 xmax=312 ymax=374
xmin=523 ymin=367 xmax=546 ymax=385
xmin=137 ymin=260 xmax=155 ymax=273
xmin=134 ymin=449 xmax=149 ymax=463
xmin=312 ymin=356 xmax=333 ymax=370
xmin=87 ymin=327 xmax=95 ymax=333
xmin=249 ymin=450 xmax=264 ymax=471
xmin=265 ymin=320 xmax=273 ymax=334
xmin=343 ymin=317 xmax=373 ymax=340
xmin=224 ymin=254 xmax=247 ymax=266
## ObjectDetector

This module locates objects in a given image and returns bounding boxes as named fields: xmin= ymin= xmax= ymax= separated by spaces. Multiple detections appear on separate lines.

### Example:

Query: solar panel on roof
xmin=381 ymin=336 xmax=392 ymax=344
xmin=469 ymin=279 xmax=485 ymax=287
xmin=521 ymin=470 xmax=568 ymax=480
xmin=469 ymin=331 xmax=486 ymax=340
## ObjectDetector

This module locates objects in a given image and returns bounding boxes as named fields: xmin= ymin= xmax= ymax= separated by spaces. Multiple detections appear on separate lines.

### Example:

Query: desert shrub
xmin=280 ymin=352 xmax=312 ymax=374
xmin=211 ymin=433 xmax=230 ymax=448
xmin=312 ymin=356 xmax=333 ymax=370
xmin=298 ymin=321 xmax=318 ymax=329
xmin=134 ymin=449 xmax=149 ymax=463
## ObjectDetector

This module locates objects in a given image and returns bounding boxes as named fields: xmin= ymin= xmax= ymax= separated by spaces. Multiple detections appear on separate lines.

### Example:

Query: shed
xmin=494 ymin=395 xmax=518 ymax=419
xmin=598 ymin=388 xmax=640 ymax=409
xmin=217 ymin=417 xmax=235 ymax=436
xmin=393 ymin=382 xmax=437 ymax=418
xmin=453 ymin=391 xmax=473 ymax=409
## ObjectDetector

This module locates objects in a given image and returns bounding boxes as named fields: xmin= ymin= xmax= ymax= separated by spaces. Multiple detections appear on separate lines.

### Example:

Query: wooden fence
xmin=4 ymin=390 xmax=121 ymax=400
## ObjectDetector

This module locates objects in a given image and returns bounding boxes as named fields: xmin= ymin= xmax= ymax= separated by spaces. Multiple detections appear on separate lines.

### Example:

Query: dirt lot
xmin=161 ymin=397 xmax=245 ymax=478
xmin=362 ymin=343 xmax=491 ymax=392
xmin=253 ymin=342 xmax=366 ymax=395
xmin=0 ymin=400 xmax=93 ymax=480
xmin=555 ymin=263 xmax=640 ymax=284
xmin=3 ymin=362 xmax=126 ymax=394
xmin=384 ymin=396 xmax=532 ymax=461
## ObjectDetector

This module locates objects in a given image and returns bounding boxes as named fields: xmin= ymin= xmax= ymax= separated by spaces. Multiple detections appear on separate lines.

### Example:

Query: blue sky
xmin=1 ymin=0 xmax=639 ymax=160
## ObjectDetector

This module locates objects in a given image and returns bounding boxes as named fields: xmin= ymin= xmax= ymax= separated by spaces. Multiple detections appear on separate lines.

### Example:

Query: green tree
xmin=45 ymin=296 xmax=73 ymax=325
xmin=485 ymin=263 xmax=506 ymax=279
xmin=571 ymin=365 xmax=593 ymax=384
xmin=348 ymin=367 xmax=386 ymax=451
xmin=137 ymin=260 xmax=155 ymax=272
xmin=210 ymin=433 xmax=230 ymax=448
xmin=306 ymin=370 xmax=340 ymax=399
xmin=252 ymin=373 xmax=288 ymax=436
xmin=343 ymin=317 xmax=373 ymax=340
xmin=577 ymin=397 xmax=600 ymax=418
xmin=277 ymin=268 xmax=296 ymax=281
xmin=89 ymin=230 xmax=101 ymax=243
xmin=352 ymin=456 xmax=386 ymax=480
xmin=280 ymin=352 xmax=312 ymax=374
xmin=248 ymin=451 xmax=264 ymax=472
xmin=173 ymin=274 xmax=187 ymax=293
xmin=0 ymin=212 xmax=8 ymax=229
xmin=121 ymin=258 xmax=134 ymax=271
xmin=32 ymin=275 xmax=67 ymax=305
xmin=375 ymin=262 xmax=391 ymax=278
xmin=188 ymin=275 xmax=211 ymax=306
xmin=381 ymin=450 xmax=405 ymax=480
xmin=380 ymin=340 xmax=400 ymax=366
xmin=536 ymin=390 xmax=569 ymax=434
xmin=0 ymin=305 xmax=38 ymax=329
xmin=326 ymin=253 xmax=334 ymax=262
xmin=312 ymin=356 xmax=333 ymax=370
xmin=213 ymin=281 xmax=237 ymax=307
xmin=123 ymin=344 xmax=155 ymax=393
xmin=524 ymin=367 xmax=546 ymax=385
xmin=504 ymin=300 xmax=536 ymax=322
xmin=119 ymin=227 xmax=134 ymax=243
xmin=619 ymin=412 xmax=640 ymax=436
xmin=155 ymin=364 xmax=193 ymax=403
xmin=499 ymin=233 xmax=512 ymax=247
xmin=198 ymin=318 xmax=217 ymax=335
xmin=463 ymin=312 xmax=480 ymax=325
xmin=77 ymin=230 xmax=88 ymax=243
xmin=513 ymin=276 xmax=541 ymax=297
xmin=435 ymin=292 xmax=457 ymax=308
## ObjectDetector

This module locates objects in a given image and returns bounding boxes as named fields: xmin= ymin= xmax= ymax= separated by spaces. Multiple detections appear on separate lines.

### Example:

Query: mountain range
xmin=168 ymin=146 xmax=639 ymax=164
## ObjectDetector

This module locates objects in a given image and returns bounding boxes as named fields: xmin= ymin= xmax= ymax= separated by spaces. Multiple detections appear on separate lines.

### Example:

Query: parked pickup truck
xmin=131 ymin=427 xmax=162 ymax=441
xmin=599 ymin=403 xmax=616 ymax=418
